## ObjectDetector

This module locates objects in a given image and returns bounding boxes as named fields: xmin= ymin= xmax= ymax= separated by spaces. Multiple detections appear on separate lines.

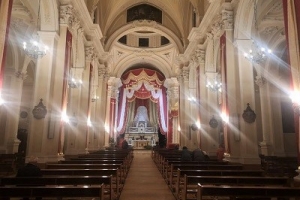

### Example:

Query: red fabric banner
xmin=220 ymin=32 xmax=230 ymax=153
xmin=0 ymin=0 xmax=13 ymax=93
xmin=58 ymin=29 xmax=72 ymax=154
xmin=282 ymin=0 xmax=300 ymax=164
xmin=117 ymin=68 xmax=168 ymax=135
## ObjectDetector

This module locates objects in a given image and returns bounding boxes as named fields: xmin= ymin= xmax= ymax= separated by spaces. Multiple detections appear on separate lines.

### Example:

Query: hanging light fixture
xmin=244 ymin=42 xmax=272 ymax=64
xmin=68 ymin=69 xmax=82 ymax=88
xmin=244 ymin=0 xmax=272 ymax=64
xmin=68 ymin=28 xmax=83 ymax=88
xmin=206 ymin=78 xmax=222 ymax=92
xmin=23 ymin=0 xmax=48 ymax=59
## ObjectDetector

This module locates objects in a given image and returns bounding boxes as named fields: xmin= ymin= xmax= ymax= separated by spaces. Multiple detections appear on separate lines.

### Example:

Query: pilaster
xmin=4 ymin=69 xmax=25 ymax=153
xmin=27 ymin=31 xmax=61 ymax=162
xmin=234 ymin=39 xmax=260 ymax=164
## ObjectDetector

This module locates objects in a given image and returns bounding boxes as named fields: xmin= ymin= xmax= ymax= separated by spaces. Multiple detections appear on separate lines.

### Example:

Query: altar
xmin=131 ymin=140 xmax=151 ymax=149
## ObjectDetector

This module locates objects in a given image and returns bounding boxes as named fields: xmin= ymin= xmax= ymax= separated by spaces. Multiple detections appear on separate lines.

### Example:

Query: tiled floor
xmin=119 ymin=150 xmax=176 ymax=200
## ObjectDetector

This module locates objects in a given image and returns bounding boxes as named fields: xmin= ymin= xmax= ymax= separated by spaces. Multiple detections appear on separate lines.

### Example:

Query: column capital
xmin=196 ymin=48 xmax=205 ymax=64
xmin=15 ymin=70 xmax=28 ymax=80
xmin=85 ymin=46 xmax=96 ymax=61
xmin=60 ymin=4 xmax=73 ymax=25
xmin=181 ymin=66 xmax=189 ymax=82
xmin=222 ymin=3 xmax=234 ymax=30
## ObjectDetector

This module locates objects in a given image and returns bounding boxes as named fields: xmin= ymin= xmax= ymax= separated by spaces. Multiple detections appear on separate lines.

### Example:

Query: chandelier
xmin=206 ymin=80 xmax=222 ymax=92
xmin=22 ymin=0 xmax=48 ymax=59
xmin=244 ymin=42 xmax=272 ymax=64
xmin=68 ymin=76 xmax=82 ymax=88
xmin=23 ymin=38 xmax=48 ymax=59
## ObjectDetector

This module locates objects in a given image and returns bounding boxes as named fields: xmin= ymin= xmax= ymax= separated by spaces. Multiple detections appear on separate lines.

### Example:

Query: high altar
xmin=125 ymin=106 xmax=157 ymax=148
xmin=116 ymin=68 xmax=168 ymax=149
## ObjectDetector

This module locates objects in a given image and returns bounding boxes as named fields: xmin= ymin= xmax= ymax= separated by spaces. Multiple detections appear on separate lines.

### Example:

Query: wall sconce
xmin=209 ymin=115 xmax=218 ymax=128
xmin=190 ymin=123 xmax=199 ymax=131
xmin=91 ymin=95 xmax=99 ymax=102
xmin=188 ymin=97 xmax=197 ymax=103
xmin=242 ymin=103 xmax=256 ymax=123
xmin=290 ymin=90 xmax=300 ymax=113
xmin=61 ymin=111 xmax=69 ymax=123
xmin=68 ymin=77 xmax=82 ymax=88
xmin=206 ymin=80 xmax=222 ymax=92
xmin=221 ymin=112 xmax=229 ymax=124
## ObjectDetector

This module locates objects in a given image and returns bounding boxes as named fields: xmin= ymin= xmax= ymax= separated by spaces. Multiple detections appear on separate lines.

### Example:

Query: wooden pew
xmin=197 ymin=184 xmax=300 ymax=200
xmin=0 ymin=154 xmax=16 ymax=176
xmin=45 ymin=163 xmax=126 ymax=183
xmin=173 ymin=169 xmax=266 ymax=195
xmin=70 ymin=154 xmax=133 ymax=167
xmin=59 ymin=159 xmax=129 ymax=176
xmin=162 ymin=160 xmax=228 ymax=178
xmin=0 ymin=185 xmax=105 ymax=200
xmin=41 ymin=168 xmax=121 ymax=196
xmin=180 ymin=175 xmax=291 ymax=200
xmin=166 ymin=163 xmax=243 ymax=184
xmin=0 ymin=175 xmax=113 ymax=200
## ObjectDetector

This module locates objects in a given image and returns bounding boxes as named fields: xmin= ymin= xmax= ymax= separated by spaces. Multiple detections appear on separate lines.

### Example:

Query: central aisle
xmin=119 ymin=150 xmax=176 ymax=200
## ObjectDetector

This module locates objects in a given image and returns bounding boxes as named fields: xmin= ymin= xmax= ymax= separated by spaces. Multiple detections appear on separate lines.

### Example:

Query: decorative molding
xmin=15 ymin=70 xmax=28 ymax=80
xmin=262 ymin=26 xmax=279 ymax=36
xmin=59 ymin=4 xmax=73 ymax=25
xmin=255 ymin=76 xmax=266 ymax=87
xmin=181 ymin=67 xmax=189 ymax=82
xmin=42 ymin=0 xmax=52 ymax=25
xmin=222 ymin=8 xmax=233 ymax=30
xmin=196 ymin=48 xmax=205 ymax=64
xmin=98 ymin=68 xmax=107 ymax=79
xmin=85 ymin=46 xmax=95 ymax=61
xmin=131 ymin=20 xmax=158 ymax=29
xmin=10 ymin=19 xmax=28 ymax=30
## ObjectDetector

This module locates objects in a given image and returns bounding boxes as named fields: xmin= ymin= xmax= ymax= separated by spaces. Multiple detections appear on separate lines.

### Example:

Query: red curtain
xmin=282 ymin=0 xmax=300 ymax=164
xmin=220 ymin=32 xmax=230 ymax=153
xmin=0 ymin=0 xmax=13 ymax=93
xmin=117 ymin=68 xmax=168 ymax=135
xmin=58 ymin=29 xmax=72 ymax=154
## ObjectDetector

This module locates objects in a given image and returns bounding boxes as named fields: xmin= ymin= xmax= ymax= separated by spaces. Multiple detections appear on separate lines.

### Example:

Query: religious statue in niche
xmin=242 ymin=103 xmax=256 ymax=123
xmin=127 ymin=4 xmax=162 ymax=23
xmin=134 ymin=106 xmax=149 ymax=128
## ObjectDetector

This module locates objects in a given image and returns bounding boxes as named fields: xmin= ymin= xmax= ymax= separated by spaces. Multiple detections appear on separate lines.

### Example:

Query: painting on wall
xmin=127 ymin=4 xmax=162 ymax=23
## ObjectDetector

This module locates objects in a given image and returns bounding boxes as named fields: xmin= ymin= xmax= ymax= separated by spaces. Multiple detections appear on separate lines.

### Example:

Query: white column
xmin=4 ymin=69 xmax=25 ymax=153
xmin=235 ymin=39 xmax=260 ymax=164
xmin=97 ymin=66 xmax=107 ymax=147
xmin=27 ymin=31 xmax=60 ymax=162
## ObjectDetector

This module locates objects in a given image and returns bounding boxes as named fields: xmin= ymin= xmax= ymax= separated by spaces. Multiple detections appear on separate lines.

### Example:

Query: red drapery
xmin=282 ymin=0 xmax=300 ymax=164
xmin=0 ymin=0 xmax=13 ymax=94
xmin=86 ymin=64 xmax=93 ymax=148
xmin=220 ymin=32 xmax=230 ymax=153
xmin=58 ymin=29 xmax=72 ymax=154
xmin=117 ymin=68 xmax=168 ymax=135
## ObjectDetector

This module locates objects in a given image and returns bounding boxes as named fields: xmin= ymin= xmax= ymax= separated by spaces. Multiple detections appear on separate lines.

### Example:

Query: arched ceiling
xmin=95 ymin=0 xmax=206 ymax=78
